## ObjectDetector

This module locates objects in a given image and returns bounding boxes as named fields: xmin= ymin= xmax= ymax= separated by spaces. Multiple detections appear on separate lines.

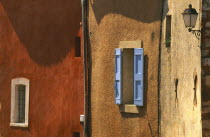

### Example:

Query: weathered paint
xmin=202 ymin=0 xmax=210 ymax=136
xmin=0 ymin=0 xmax=84 ymax=137
xmin=160 ymin=0 xmax=202 ymax=137
xmin=88 ymin=0 xmax=162 ymax=136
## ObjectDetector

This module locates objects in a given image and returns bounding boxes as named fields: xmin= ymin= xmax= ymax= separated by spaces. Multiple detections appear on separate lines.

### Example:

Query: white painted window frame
xmin=10 ymin=78 xmax=29 ymax=127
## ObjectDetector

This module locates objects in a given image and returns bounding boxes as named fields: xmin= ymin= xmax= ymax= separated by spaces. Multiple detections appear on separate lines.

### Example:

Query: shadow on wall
xmin=90 ymin=0 xmax=163 ymax=24
xmin=1 ymin=0 xmax=81 ymax=66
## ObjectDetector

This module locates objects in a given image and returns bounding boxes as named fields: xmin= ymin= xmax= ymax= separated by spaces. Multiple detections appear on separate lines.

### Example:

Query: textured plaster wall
xmin=202 ymin=0 xmax=210 ymax=136
xmin=160 ymin=0 xmax=202 ymax=137
xmin=0 ymin=0 xmax=84 ymax=137
xmin=88 ymin=0 xmax=162 ymax=136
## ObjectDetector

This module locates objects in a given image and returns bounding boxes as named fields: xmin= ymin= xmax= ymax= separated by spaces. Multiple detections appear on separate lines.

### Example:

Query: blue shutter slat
xmin=134 ymin=48 xmax=144 ymax=106
xmin=115 ymin=48 xmax=122 ymax=105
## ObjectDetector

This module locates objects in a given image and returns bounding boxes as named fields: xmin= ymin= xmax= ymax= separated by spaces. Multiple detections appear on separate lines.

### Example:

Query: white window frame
xmin=10 ymin=78 xmax=29 ymax=127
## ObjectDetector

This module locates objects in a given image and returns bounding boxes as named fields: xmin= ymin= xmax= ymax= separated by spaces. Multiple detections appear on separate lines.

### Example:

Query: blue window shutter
xmin=134 ymin=48 xmax=144 ymax=106
xmin=115 ymin=48 xmax=122 ymax=105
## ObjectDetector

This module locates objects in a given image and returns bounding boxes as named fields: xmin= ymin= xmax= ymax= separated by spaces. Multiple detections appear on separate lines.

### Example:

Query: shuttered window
xmin=114 ymin=48 xmax=144 ymax=106
xmin=134 ymin=48 xmax=144 ymax=106
xmin=115 ymin=49 xmax=123 ymax=105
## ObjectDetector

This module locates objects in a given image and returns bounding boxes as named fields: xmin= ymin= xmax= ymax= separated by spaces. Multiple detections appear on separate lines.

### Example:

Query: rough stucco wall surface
xmin=0 ymin=0 xmax=84 ymax=137
xmin=160 ymin=0 xmax=202 ymax=137
xmin=88 ymin=0 xmax=162 ymax=136
xmin=202 ymin=0 xmax=210 ymax=136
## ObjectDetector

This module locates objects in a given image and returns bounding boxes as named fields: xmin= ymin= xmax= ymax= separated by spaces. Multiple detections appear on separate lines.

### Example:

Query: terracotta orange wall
xmin=0 ymin=0 xmax=84 ymax=137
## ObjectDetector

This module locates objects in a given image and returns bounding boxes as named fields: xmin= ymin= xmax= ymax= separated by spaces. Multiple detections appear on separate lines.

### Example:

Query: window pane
xmin=17 ymin=85 xmax=26 ymax=123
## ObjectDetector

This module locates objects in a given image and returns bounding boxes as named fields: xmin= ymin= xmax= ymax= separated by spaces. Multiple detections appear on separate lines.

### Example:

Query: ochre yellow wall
xmin=88 ymin=0 xmax=163 ymax=136
xmin=160 ymin=0 xmax=202 ymax=137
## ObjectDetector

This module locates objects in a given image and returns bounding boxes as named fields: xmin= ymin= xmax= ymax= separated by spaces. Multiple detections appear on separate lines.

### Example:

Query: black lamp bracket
xmin=188 ymin=28 xmax=201 ymax=39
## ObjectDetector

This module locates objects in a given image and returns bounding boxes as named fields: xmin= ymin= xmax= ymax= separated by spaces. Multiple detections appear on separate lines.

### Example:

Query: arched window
xmin=10 ymin=78 xmax=29 ymax=127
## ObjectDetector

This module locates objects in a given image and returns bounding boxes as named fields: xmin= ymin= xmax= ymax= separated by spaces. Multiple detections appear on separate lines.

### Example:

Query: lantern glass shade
xmin=183 ymin=13 xmax=198 ymax=28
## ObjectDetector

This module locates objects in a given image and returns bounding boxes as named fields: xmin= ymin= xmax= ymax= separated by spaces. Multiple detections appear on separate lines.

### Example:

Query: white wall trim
xmin=10 ymin=123 xmax=28 ymax=127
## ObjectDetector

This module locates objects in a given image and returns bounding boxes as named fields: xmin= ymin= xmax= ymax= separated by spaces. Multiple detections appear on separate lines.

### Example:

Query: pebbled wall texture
xmin=160 ymin=0 xmax=202 ymax=137
xmin=0 ymin=0 xmax=84 ymax=137
xmin=88 ymin=0 xmax=162 ymax=136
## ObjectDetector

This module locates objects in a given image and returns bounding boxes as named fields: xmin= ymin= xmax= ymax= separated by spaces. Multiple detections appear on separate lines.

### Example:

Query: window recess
xmin=165 ymin=15 xmax=172 ymax=47
xmin=75 ymin=37 xmax=81 ymax=57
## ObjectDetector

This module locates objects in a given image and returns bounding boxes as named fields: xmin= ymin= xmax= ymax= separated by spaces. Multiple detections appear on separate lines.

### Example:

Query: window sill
xmin=119 ymin=104 xmax=139 ymax=113
xmin=10 ymin=123 xmax=28 ymax=127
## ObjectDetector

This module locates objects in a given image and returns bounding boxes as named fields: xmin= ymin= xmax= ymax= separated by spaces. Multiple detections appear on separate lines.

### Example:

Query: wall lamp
xmin=182 ymin=4 xmax=201 ymax=39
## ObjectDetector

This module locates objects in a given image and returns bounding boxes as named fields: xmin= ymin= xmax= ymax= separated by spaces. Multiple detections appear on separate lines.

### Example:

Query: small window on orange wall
xmin=10 ymin=77 xmax=30 ymax=127
xmin=75 ymin=37 xmax=81 ymax=57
